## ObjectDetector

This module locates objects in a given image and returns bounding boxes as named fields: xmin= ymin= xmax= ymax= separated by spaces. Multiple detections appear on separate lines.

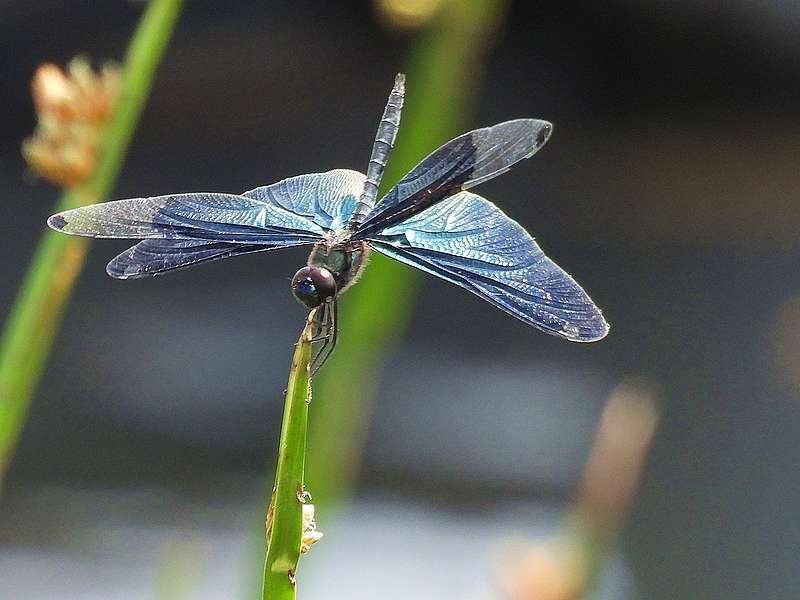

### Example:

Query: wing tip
xmin=567 ymin=313 xmax=610 ymax=343
xmin=588 ymin=319 xmax=611 ymax=342
xmin=537 ymin=120 xmax=554 ymax=148
xmin=106 ymin=253 xmax=142 ymax=280
xmin=502 ymin=118 xmax=554 ymax=155
xmin=47 ymin=213 xmax=68 ymax=231
xmin=106 ymin=263 xmax=131 ymax=279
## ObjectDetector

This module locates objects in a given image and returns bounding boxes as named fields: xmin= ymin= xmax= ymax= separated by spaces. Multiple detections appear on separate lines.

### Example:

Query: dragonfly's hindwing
xmin=106 ymin=239 xmax=282 ymax=279
xmin=366 ymin=190 xmax=609 ymax=342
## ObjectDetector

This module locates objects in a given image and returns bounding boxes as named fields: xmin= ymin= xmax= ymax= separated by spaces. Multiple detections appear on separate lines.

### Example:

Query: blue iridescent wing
xmin=243 ymin=169 xmax=365 ymax=231
xmin=105 ymin=239 xmax=291 ymax=279
xmin=353 ymin=120 xmax=552 ymax=238
xmin=48 ymin=168 xmax=368 ymax=240
xmin=48 ymin=170 xmax=366 ymax=278
xmin=48 ymin=192 xmax=325 ymax=242
xmin=365 ymin=191 xmax=609 ymax=342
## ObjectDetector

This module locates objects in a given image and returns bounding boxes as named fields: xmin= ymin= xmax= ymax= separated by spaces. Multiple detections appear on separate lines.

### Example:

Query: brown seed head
xmin=23 ymin=57 xmax=121 ymax=188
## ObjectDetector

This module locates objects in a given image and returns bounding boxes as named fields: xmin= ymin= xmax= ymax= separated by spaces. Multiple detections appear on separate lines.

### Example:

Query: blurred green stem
xmin=0 ymin=0 xmax=184 ymax=489
xmin=262 ymin=314 xmax=314 ymax=600
xmin=306 ymin=0 xmax=509 ymax=508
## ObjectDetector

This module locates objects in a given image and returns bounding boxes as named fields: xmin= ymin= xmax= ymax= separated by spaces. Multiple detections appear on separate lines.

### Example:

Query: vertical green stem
xmin=306 ymin=0 xmax=509 ymax=509
xmin=262 ymin=314 xmax=314 ymax=600
xmin=0 ymin=0 xmax=184 ymax=489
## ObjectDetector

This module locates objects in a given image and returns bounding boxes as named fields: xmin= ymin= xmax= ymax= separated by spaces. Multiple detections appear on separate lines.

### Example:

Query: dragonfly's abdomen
xmin=308 ymin=240 xmax=370 ymax=294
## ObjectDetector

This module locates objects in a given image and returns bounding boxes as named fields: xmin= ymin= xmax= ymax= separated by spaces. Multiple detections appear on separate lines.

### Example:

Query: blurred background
xmin=1 ymin=1 xmax=800 ymax=599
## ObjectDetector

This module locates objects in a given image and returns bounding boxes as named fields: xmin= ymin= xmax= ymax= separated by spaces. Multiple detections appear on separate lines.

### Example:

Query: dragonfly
xmin=48 ymin=74 xmax=609 ymax=372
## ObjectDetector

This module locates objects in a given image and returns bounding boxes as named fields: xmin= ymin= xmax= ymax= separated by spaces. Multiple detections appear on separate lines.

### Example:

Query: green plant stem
xmin=306 ymin=0 xmax=509 ymax=509
xmin=262 ymin=314 xmax=314 ymax=600
xmin=0 ymin=0 xmax=184 ymax=489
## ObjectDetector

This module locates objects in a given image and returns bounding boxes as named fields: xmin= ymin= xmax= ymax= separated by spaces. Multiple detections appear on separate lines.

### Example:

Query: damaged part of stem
xmin=263 ymin=312 xmax=320 ymax=600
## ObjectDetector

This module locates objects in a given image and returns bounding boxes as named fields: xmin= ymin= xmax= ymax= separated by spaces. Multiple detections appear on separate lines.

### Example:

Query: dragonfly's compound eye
xmin=291 ymin=266 xmax=337 ymax=309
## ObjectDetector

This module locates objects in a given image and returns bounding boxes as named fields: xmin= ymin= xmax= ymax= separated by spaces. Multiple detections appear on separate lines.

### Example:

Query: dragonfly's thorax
xmin=308 ymin=238 xmax=370 ymax=294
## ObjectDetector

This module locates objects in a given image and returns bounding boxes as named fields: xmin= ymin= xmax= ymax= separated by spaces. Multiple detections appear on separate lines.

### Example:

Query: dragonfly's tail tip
xmin=394 ymin=72 xmax=406 ymax=90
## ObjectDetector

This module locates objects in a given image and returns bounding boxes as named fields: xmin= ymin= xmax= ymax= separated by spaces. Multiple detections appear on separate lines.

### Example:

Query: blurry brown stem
xmin=502 ymin=378 xmax=660 ymax=600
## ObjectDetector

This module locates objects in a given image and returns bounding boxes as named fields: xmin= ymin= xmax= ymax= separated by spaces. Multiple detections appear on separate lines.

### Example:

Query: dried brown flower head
xmin=22 ymin=57 xmax=121 ymax=188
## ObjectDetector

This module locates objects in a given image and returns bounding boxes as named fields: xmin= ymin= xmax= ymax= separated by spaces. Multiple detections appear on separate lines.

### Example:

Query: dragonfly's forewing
xmin=48 ymin=193 xmax=324 ymax=242
xmin=48 ymin=171 xmax=369 ymax=278
xmin=366 ymin=191 xmax=609 ymax=342
xmin=354 ymin=119 xmax=552 ymax=237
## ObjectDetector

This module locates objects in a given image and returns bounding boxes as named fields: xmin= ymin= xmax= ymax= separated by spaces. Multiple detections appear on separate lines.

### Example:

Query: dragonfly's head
xmin=291 ymin=266 xmax=337 ymax=309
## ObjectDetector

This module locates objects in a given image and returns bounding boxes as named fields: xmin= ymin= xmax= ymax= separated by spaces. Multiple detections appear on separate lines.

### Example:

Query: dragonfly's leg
xmin=306 ymin=304 xmax=331 ymax=344
xmin=330 ymin=295 xmax=339 ymax=351
xmin=310 ymin=305 xmax=332 ymax=374
xmin=310 ymin=297 xmax=338 ymax=375
xmin=308 ymin=303 xmax=330 ymax=372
